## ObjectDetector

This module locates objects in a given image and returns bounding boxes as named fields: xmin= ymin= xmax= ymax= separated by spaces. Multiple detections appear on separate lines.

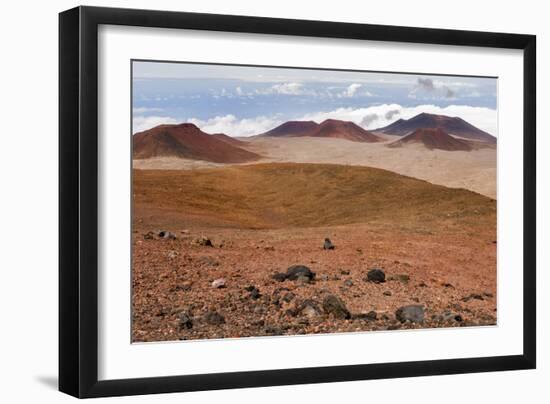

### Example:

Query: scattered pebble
xmin=211 ymin=278 xmax=226 ymax=289
xmin=158 ymin=230 xmax=176 ymax=240
xmin=193 ymin=236 xmax=213 ymax=247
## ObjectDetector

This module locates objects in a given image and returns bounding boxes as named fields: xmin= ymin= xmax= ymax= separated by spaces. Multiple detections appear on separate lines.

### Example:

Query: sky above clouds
xmin=132 ymin=61 xmax=497 ymax=136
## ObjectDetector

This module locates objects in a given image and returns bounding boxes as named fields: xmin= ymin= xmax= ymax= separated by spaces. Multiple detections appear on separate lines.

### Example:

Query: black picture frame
xmin=59 ymin=5 xmax=536 ymax=398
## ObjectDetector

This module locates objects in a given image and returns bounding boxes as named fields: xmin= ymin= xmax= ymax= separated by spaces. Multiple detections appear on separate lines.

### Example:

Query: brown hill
xmin=311 ymin=119 xmax=382 ymax=142
xmin=375 ymin=112 xmax=496 ymax=143
xmin=133 ymin=123 xmax=260 ymax=164
xmin=261 ymin=119 xmax=381 ymax=142
xmin=389 ymin=128 xmax=473 ymax=151
xmin=133 ymin=162 xmax=495 ymax=229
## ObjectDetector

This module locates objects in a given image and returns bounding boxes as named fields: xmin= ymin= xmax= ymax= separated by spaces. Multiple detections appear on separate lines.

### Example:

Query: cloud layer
xmin=133 ymin=103 xmax=497 ymax=137
xmin=133 ymin=115 xmax=179 ymax=133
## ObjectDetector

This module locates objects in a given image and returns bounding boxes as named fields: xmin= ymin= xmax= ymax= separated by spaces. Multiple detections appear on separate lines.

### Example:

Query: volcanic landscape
xmin=131 ymin=113 xmax=497 ymax=342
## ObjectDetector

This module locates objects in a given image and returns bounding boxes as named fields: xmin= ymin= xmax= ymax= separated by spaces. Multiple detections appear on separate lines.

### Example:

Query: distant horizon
xmin=132 ymin=61 xmax=498 ymax=137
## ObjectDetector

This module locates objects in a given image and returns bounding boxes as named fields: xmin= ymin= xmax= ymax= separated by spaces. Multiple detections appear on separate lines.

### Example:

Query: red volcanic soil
xmin=131 ymin=165 xmax=497 ymax=342
xmin=133 ymin=123 xmax=260 ymax=163
xmin=261 ymin=119 xmax=382 ymax=143
xmin=375 ymin=112 xmax=496 ymax=143
xmin=262 ymin=120 xmax=319 ymax=137
xmin=389 ymin=128 xmax=473 ymax=151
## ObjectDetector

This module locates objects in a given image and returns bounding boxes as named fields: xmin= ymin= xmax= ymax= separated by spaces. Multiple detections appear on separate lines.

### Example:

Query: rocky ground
xmin=132 ymin=222 xmax=497 ymax=342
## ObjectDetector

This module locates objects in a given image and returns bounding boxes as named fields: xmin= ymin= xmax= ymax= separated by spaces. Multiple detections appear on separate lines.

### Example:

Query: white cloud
xmin=340 ymin=83 xmax=362 ymax=97
xmin=269 ymin=82 xmax=304 ymax=95
xmin=188 ymin=114 xmax=282 ymax=137
xmin=298 ymin=103 xmax=497 ymax=136
xmin=133 ymin=115 xmax=179 ymax=133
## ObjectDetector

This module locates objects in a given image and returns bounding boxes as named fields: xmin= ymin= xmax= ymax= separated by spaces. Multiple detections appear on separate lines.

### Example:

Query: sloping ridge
xmin=261 ymin=119 xmax=382 ymax=142
xmin=211 ymin=133 xmax=246 ymax=146
xmin=389 ymin=128 xmax=473 ymax=151
xmin=375 ymin=112 xmax=496 ymax=143
xmin=133 ymin=123 xmax=260 ymax=163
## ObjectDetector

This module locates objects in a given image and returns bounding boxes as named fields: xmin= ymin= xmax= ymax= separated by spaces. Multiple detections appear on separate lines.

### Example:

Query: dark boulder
xmin=178 ymin=312 xmax=193 ymax=329
xmin=204 ymin=311 xmax=225 ymax=325
xmin=366 ymin=310 xmax=377 ymax=321
xmin=322 ymin=295 xmax=351 ymax=319
xmin=366 ymin=268 xmax=386 ymax=283
xmin=323 ymin=238 xmax=335 ymax=250
xmin=286 ymin=265 xmax=315 ymax=281
xmin=245 ymin=285 xmax=261 ymax=300
xmin=298 ymin=300 xmax=322 ymax=318
xmin=395 ymin=305 xmax=424 ymax=323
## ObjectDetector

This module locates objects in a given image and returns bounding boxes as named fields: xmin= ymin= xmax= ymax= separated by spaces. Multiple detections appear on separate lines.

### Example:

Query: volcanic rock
xmin=298 ymin=300 xmax=323 ymax=318
xmin=204 ymin=311 xmax=225 ymax=325
xmin=158 ymin=230 xmax=176 ymax=240
xmin=366 ymin=268 xmax=386 ymax=283
xmin=245 ymin=285 xmax=261 ymax=299
xmin=178 ymin=312 xmax=193 ymax=329
xmin=323 ymin=238 xmax=335 ymax=250
xmin=396 ymin=305 xmax=425 ymax=323
xmin=322 ymin=295 xmax=351 ymax=319
xmin=194 ymin=236 xmax=213 ymax=247
xmin=286 ymin=265 xmax=315 ymax=281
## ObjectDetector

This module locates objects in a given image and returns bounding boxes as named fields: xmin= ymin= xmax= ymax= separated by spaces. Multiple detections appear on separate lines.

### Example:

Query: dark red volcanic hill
xmin=375 ymin=112 xmax=496 ymax=143
xmin=312 ymin=119 xmax=381 ymax=142
xmin=261 ymin=121 xmax=319 ymax=137
xmin=388 ymin=128 xmax=473 ymax=151
xmin=133 ymin=123 xmax=260 ymax=163
xmin=261 ymin=119 xmax=381 ymax=142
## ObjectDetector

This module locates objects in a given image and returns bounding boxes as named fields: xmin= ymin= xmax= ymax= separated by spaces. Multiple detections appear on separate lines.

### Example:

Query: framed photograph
xmin=59 ymin=6 xmax=536 ymax=398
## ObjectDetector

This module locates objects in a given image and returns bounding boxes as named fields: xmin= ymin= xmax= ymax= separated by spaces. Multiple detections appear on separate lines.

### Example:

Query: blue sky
xmin=132 ymin=61 xmax=497 ymax=137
